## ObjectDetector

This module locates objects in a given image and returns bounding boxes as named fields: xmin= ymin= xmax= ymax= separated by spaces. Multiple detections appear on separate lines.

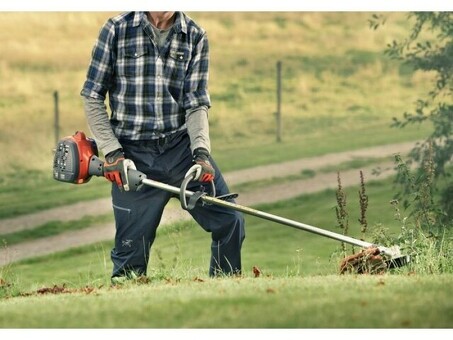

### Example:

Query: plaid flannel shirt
xmin=81 ymin=12 xmax=211 ymax=140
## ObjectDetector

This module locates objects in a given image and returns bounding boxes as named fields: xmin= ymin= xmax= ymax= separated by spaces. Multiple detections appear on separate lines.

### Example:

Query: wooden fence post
xmin=54 ymin=90 xmax=60 ymax=145
xmin=276 ymin=60 xmax=282 ymax=143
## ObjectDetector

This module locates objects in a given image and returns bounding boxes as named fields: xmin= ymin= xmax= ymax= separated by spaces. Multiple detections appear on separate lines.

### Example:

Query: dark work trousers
xmin=110 ymin=130 xmax=245 ymax=278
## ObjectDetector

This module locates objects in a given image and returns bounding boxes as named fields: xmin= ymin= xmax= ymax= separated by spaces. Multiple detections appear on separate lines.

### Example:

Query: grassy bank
xmin=0 ymin=275 xmax=452 ymax=328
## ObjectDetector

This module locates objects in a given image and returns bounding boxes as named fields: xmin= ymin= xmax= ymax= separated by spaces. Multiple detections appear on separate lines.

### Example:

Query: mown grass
xmin=0 ymin=275 xmax=452 ymax=328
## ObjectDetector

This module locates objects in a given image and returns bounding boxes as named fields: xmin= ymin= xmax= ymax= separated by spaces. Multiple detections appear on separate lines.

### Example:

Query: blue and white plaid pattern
xmin=81 ymin=12 xmax=211 ymax=140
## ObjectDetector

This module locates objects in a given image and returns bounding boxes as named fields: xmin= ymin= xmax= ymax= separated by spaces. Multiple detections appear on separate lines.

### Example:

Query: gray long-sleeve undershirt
xmin=82 ymin=96 xmax=211 ymax=156
xmin=186 ymin=105 xmax=211 ymax=154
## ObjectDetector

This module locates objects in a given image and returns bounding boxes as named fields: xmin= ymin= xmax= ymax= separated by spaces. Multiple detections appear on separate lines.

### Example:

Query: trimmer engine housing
xmin=53 ymin=131 xmax=99 ymax=184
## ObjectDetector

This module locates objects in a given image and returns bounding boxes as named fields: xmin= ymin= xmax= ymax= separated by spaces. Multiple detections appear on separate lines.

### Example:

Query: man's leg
xmin=110 ymin=175 xmax=172 ymax=279
xmin=185 ymin=159 xmax=246 ymax=277
xmin=160 ymin=132 xmax=246 ymax=277
xmin=115 ymin=131 xmax=245 ymax=278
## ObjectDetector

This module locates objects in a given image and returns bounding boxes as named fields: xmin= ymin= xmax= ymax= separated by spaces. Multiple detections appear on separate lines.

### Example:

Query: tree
xmin=371 ymin=12 xmax=453 ymax=224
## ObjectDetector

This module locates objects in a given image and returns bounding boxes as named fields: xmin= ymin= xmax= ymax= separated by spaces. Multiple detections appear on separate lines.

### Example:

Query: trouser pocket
xmin=112 ymin=204 xmax=135 ymax=250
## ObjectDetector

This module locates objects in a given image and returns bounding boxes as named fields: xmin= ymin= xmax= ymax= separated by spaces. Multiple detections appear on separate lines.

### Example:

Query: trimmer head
xmin=339 ymin=246 xmax=411 ymax=274
xmin=380 ymin=245 xmax=412 ymax=270
xmin=386 ymin=253 xmax=411 ymax=269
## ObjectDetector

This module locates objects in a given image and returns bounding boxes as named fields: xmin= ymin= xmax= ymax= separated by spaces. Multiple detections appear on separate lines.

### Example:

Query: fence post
xmin=276 ymin=60 xmax=282 ymax=143
xmin=54 ymin=90 xmax=59 ymax=145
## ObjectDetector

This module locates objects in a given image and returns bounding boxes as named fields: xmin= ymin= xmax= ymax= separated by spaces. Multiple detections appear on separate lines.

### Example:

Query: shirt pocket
xmin=117 ymin=45 xmax=150 ymax=77
xmin=167 ymin=48 xmax=189 ymax=82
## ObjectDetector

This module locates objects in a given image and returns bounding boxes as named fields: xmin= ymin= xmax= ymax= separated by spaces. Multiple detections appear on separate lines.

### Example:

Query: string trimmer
xmin=53 ymin=131 xmax=411 ymax=274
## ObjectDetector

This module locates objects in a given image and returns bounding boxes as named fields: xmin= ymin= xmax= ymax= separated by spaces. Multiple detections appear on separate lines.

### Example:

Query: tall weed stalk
xmin=375 ymin=143 xmax=453 ymax=274
xmin=335 ymin=172 xmax=349 ymax=255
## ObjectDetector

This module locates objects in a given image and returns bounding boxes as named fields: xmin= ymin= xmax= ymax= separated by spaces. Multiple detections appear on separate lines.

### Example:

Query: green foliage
xmin=0 ymin=245 xmax=25 ymax=299
xmin=381 ymin=12 xmax=453 ymax=218
xmin=372 ymin=208 xmax=453 ymax=275
xmin=371 ymin=151 xmax=453 ymax=274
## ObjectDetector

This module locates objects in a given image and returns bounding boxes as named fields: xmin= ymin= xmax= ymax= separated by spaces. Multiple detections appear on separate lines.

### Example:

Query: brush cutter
xmin=53 ymin=131 xmax=411 ymax=274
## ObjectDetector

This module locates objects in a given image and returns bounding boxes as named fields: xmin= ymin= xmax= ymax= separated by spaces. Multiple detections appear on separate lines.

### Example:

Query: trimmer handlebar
xmin=88 ymin=155 xmax=147 ymax=192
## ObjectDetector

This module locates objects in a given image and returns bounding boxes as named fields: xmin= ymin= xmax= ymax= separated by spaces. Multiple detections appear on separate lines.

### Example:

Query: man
xmin=80 ymin=11 xmax=245 ymax=282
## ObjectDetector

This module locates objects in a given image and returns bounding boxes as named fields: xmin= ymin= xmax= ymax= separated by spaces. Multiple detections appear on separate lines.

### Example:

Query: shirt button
xmin=134 ymin=52 xmax=138 ymax=57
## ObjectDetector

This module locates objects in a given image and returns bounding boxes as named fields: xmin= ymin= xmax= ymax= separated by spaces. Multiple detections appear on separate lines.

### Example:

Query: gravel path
xmin=0 ymin=141 xmax=416 ymax=266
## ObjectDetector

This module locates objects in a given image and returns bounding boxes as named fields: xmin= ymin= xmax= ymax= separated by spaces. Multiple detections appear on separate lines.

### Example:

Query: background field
xmin=0 ymin=12 xmax=431 ymax=174
xmin=0 ymin=11 xmax=433 ymax=218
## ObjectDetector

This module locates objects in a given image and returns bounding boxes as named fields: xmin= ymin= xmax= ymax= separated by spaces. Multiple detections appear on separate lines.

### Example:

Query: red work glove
xmin=104 ymin=149 xmax=127 ymax=191
xmin=193 ymin=147 xmax=215 ymax=182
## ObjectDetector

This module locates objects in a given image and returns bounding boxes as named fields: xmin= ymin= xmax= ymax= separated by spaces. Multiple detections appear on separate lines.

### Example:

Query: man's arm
xmin=80 ymin=18 xmax=122 ymax=156
xmin=83 ymin=96 xmax=122 ymax=156
xmin=83 ymin=96 xmax=130 ymax=191
xmin=182 ymin=31 xmax=215 ymax=182
xmin=186 ymin=105 xmax=210 ymax=154
xmin=186 ymin=105 xmax=214 ymax=182
xmin=182 ymin=31 xmax=211 ymax=120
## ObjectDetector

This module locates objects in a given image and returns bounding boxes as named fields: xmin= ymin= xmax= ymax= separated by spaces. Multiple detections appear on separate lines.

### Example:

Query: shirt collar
xmin=173 ymin=12 xmax=187 ymax=34
xmin=132 ymin=11 xmax=143 ymax=27
xmin=133 ymin=11 xmax=187 ymax=34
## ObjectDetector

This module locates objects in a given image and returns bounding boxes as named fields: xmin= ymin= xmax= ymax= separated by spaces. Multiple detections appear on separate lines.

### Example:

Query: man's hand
xmin=104 ymin=149 xmax=127 ymax=191
xmin=193 ymin=147 xmax=215 ymax=182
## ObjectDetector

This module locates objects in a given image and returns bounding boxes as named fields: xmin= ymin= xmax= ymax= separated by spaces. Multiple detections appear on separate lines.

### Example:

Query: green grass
xmin=211 ymin=126 xmax=428 ymax=173
xmin=231 ymin=156 xmax=388 ymax=193
xmin=0 ymin=138 xmax=414 ymax=220
xmin=1 ymin=174 xmax=453 ymax=328
xmin=318 ymin=156 xmax=389 ymax=173
xmin=0 ymin=214 xmax=112 ymax=246
xmin=1 ymin=175 xmax=409 ymax=289
xmin=0 ymin=275 xmax=452 ymax=328
xmin=0 ymin=169 xmax=110 ymax=219
xmin=230 ymin=169 xmax=316 ymax=193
